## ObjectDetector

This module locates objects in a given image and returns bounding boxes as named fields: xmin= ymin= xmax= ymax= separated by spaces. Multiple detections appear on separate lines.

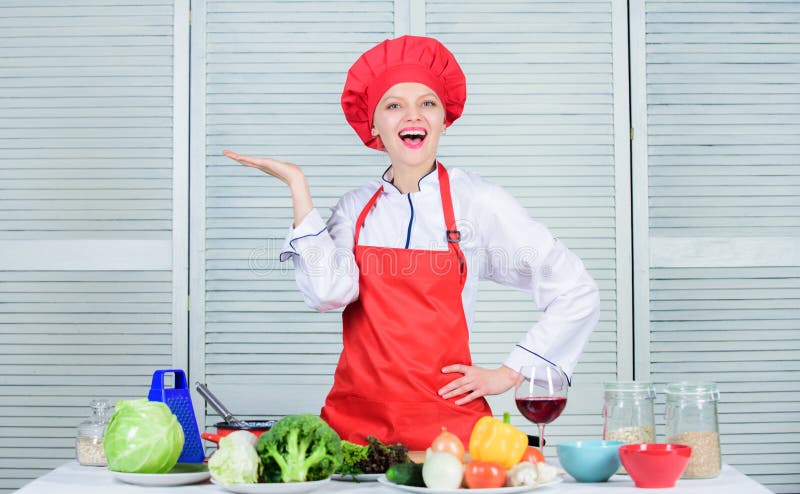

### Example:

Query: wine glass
xmin=514 ymin=361 xmax=569 ymax=453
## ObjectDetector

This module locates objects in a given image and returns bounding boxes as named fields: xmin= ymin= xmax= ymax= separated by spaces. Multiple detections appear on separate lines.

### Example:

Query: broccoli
xmin=256 ymin=414 xmax=343 ymax=483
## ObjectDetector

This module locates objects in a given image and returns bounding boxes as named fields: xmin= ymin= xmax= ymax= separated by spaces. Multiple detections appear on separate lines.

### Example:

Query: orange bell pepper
xmin=468 ymin=412 xmax=528 ymax=469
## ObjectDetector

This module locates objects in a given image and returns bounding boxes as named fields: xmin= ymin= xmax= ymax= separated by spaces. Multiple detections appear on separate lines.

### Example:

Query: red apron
xmin=320 ymin=163 xmax=492 ymax=450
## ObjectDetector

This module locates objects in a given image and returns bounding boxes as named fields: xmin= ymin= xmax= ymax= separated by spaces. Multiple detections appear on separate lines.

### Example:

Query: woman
xmin=224 ymin=36 xmax=600 ymax=450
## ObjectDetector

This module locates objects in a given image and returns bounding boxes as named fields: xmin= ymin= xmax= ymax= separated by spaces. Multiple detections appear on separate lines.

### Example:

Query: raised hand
xmin=223 ymin=149 xmax=305 ymax=187
xmin=223 ymin=149 xmax=313 ymax=226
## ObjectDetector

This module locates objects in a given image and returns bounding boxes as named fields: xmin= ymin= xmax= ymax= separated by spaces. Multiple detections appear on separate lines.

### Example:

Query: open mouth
xmin=398 ymin=127 xmax=427 ymax=149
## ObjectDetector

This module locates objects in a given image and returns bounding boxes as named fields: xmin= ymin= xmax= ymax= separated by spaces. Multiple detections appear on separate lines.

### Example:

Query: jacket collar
xmin=381 ymin=161 xmax=439 ymax=195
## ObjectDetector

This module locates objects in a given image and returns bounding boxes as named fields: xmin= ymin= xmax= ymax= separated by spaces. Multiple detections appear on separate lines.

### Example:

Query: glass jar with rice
xmin=75 ymin=399 xmax=113 ymax=466
xmin=603 ymin=382 xmax=656 ymax=473
xmin=665 ymin=382 xmax=721 ymax=479
xmin=603 ymin=381 xmax=656 ymax=443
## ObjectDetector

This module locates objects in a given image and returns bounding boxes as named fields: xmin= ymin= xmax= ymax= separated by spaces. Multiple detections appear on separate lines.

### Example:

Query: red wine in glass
xmin=514 ymin=363 xmax=569 ymax=453
xmin=515 ymin=396 xmax=568 ymax=424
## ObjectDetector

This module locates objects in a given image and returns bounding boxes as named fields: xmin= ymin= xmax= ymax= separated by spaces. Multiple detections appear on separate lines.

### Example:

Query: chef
xmin=224 ymin=35 xmax=600 ymax=450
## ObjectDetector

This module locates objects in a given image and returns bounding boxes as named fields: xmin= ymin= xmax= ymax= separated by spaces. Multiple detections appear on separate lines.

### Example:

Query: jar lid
xmin=665 ymin=382 xmax=720 ymax=401
xmin=603 ymin=381 xmax=656 ymax=398
xmin=90 ymin=399 xmax=111 ymax=413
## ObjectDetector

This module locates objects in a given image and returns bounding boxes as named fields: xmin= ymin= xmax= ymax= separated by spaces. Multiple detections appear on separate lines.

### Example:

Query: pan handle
xmin=194 ymin=382 xmax=246 ymax=427
xmin=201 ymin=432 xmax=222 ymax=444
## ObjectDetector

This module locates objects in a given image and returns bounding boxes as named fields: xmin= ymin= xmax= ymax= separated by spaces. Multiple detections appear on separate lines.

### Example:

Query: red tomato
xmin=464 ymin=460 xmax=507 ymax=489
xmin=521 ymin=446 xmax=545 ymax=464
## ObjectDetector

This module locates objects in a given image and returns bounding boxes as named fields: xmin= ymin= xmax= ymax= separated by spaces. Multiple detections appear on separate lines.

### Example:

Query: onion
xmin=430 ymin=427 xmax=465 ymax=462
xmin=423 ymin=450 xmax=464 ymax=489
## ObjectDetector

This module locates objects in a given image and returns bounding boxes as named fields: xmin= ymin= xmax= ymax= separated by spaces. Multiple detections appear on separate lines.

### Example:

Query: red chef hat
xmin=341 ymin=35 xmax=466 ymax=150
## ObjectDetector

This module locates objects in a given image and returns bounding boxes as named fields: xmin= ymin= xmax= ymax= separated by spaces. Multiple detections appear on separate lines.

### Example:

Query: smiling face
xmin=372 ymin=82 xmax=447 ymax=172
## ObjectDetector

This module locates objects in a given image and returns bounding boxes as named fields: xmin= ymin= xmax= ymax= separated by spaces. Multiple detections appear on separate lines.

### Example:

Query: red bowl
xmin=618 ymin=443 xmax=692 ymax=488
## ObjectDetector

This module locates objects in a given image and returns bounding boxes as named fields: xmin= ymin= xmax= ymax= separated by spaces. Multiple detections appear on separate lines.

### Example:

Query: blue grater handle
xmin=149 ymin=369 xmax=189 ymax=394
xmin=148 ymin=369 xmax=205 ymax=463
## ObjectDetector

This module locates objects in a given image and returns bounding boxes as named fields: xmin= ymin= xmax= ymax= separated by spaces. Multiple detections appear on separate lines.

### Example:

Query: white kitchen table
xmin=12 ymin=462 xmax=775 ymax=494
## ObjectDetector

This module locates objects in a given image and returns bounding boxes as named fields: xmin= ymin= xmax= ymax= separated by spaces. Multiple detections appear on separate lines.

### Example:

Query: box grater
xmin=148 ymin=369 xmax=205 ymax=463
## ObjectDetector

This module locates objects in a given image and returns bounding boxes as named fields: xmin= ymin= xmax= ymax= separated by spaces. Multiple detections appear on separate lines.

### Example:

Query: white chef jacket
xmin=280 ymin=163 xmax=600 ymax=378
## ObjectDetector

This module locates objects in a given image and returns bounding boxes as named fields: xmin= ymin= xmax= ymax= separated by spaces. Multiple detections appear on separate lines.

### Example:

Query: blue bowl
xmin=557 ymin=440 xmax=625 ymax=483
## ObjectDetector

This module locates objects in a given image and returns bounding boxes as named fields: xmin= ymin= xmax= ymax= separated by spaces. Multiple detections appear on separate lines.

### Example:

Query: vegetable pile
xmin=209 ymin=414 xmax=343 ymax=485
xmin=103 ymin=399 xmax=185 ymax=474
xmin=206 ymin=411 xmax=563 ymax=488
xmin=387 ymin=413 xmax=563 ymax=490
xmin=208 ymin=415 xmax=421 ymax=485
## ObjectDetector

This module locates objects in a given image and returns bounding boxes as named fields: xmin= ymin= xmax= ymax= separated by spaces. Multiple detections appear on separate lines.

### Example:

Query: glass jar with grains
xmin=603 ymin=381 xmax=656 ymax=473
xmin=665 ymin=382 xmax=721 ymax=479
xmin=603 ymin=381 xmax=657 ymax=444
xmin=75 ymin=399 xmax=114 ymax=466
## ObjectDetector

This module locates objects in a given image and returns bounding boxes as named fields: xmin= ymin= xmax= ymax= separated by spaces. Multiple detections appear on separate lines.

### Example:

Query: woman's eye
xmin=387 ymin=103 xmax=400 ymax=110
xmin=422 ymin=100 xmax=436 ymax=107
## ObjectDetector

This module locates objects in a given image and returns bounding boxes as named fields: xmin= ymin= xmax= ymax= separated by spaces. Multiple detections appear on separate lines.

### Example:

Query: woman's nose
xmin=403 ymin=105 xmax=420 ymax=120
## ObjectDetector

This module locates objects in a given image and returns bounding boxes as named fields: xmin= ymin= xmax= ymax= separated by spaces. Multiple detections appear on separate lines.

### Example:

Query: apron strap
xmin=353 ymin=186 xmax=383 ymax=245
xmin=437 ymin=163 xmax=467 ymax=283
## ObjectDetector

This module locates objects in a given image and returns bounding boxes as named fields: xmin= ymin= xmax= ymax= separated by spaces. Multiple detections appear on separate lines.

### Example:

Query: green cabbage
xmin=103 ymin=399 xmax=185 ymax=473
xmin=209 ymin=433 xmax=262 ymax=484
